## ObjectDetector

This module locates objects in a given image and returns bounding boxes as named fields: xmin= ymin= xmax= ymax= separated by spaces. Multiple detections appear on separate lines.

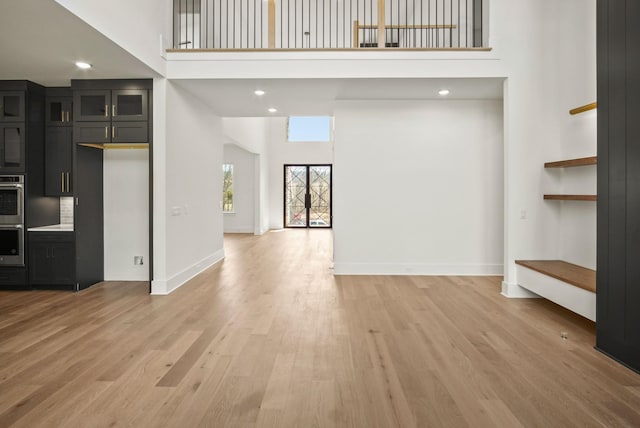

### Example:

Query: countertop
xmin=28 ymin=224 xmax=74 ymax=232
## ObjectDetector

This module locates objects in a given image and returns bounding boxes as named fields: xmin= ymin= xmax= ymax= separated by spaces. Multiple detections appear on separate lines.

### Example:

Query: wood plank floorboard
xmin=0 ymin=229 xmax=639 ymax=427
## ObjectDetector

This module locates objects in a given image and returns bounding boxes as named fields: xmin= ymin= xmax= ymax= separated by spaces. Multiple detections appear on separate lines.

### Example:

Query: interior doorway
xmin=284 ymin=164 xmax=332 ymax=228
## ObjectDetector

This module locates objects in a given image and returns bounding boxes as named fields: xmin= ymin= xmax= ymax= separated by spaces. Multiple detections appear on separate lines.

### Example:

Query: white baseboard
xmin=501 ymin=281 xmax=540 ymax=298
xmin=333 ymin=263 xmax=503 ymax=276
xmin=151 ymin=248 xmax=225 ymax=295
xmin=104 ymin=273 xmax=150 ymax=282
xmin=224 ymin=228 xmax=254 ymax=234
xmin=516 ymin=265 xmax=596 ymax=321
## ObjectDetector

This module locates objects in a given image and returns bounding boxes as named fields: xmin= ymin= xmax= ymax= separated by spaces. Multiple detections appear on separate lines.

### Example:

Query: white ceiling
xmin=0 ymin=0 xmax=156 ymax=87
xmin=173 ymin=77 xmax=504 ymax=117
xmin=0 ymin=1 xmax=502 ymax=116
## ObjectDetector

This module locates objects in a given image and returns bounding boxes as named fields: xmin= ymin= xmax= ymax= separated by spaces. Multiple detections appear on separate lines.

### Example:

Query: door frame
xmin=283 ymin=164 xmax=332 ymax=229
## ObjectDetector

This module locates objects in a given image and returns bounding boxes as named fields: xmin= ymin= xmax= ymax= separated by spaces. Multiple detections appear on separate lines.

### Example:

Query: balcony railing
xmin=172 ymin=0 xmax=484 ymax=50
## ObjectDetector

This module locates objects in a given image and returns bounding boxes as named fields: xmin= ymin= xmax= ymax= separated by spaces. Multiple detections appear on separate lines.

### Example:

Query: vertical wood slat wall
xmin=596 ymin=0 xmax=640 ymax=373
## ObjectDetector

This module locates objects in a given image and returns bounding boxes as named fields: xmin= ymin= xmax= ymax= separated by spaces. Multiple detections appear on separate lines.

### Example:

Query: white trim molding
xmin=151 ymin=249 xmax=225 ymax=295
xmin=333 ymin=263 xmax=503 ymax=276
xmin=501 ymin=281 xmax=540 ymax=298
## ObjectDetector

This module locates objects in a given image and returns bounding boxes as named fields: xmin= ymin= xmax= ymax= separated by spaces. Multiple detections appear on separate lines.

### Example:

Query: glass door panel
xmin=284 ymin=165 xmax=332 ymax=228
xmin=1 ymin=124 xmax=25 ymax=172
xmin=113 ymin=90 xmax=148 ymax=121
xmin=0 ymin=92 xmax=25 ymax=122
xmin=75 ymin=90 xmax=110 ymax=122
xmin=309 ymin=166 xmax=331 ymax=227
xmin=285 ymin=166 xmax=308 ymax=227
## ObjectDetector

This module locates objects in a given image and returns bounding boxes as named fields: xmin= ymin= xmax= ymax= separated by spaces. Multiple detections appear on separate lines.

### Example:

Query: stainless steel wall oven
xmin=0 ymin=175 xmax=25 ymax=266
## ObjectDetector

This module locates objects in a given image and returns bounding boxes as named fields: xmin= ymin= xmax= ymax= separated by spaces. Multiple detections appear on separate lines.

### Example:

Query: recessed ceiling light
xmin=254 ymin=89 xmax=265 ymax=96
xmin=75 ymin=61 xmax=92 ymax=69
xmin=438 ymin=89 xmax=450 ymax=96
xmin=268 ymin=107 xmax=278 ymax=113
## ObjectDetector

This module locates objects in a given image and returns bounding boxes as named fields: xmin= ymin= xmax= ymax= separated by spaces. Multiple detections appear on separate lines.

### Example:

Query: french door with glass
xmin=284 ymin=165 xmax=332 ymax=228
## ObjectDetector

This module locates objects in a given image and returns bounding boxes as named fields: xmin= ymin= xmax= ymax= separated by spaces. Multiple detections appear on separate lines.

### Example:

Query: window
xmin=287 ymin=116 xmax=333 ymax=142
xmin=222 ymin=164 xmax=233 ymax=212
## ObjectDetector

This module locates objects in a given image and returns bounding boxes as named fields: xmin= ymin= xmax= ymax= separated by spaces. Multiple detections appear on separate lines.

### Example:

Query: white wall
xmin=267 ymin=117 xmax=334 ymax=230
xmin=333 ymin=100 xmax=503 ymax=275
xmin=152 ymin=79 xmax=224 ymax=294
xmin=222 ymin=117 xmax=270 ymax=234
xmin=55 ymin=0 xmax=170 ymax=75
xmin=499 ymin=0 xmax=597 ymax=295
xmin=104 ymin=149 xmax=149 ymax=281
xmin=158 ymin=0 xmax=597 ymax=295
xmin=223 ymin=144 xmax=256 ymax=233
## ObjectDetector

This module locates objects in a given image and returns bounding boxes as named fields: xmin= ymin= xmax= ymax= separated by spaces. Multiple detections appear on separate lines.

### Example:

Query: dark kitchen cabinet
xmin=45 ymin=89 xmax=73 ymax=196
xmin=45 ymin=127 xmax=72 ymax=196
xmin=74 ymin=88 xmax=148 ymax=143
xmin=74 ymin=90 xmax=110 ymax=122
xmin=0 ymin=92 xmax=25 ymax=122
xmin=75 ymin=121 xmax=147 ymax=144
xmin=112 ymin=90 xmax=148 ymax=121
xmin=29 ymin=232 xmax=75 ymax=286
xmin=46 ymin=96 xmax=72 ymax=126
xmin=0 ymin=123 xmax=26 ymax=173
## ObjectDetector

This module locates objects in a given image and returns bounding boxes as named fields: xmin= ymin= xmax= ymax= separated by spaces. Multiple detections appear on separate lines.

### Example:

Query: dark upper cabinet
xmin=74 ymin=88 xmax=148 ymax=143
xmin=112 ymin=90 xmax=148 ymax=122
xmin=74 ymin=90 xmax=111 ymax=122
xmin=74 ymin=121 xmax=148 ymax=144
xmin=0 ymin=92 xmax=25 ymax=122
xmin=74 ymin=89 xmax=147 ymax=122
xmin=29 ymin=232 xmax=75 ymax=286
xmin=0 ymin=123 xmax=26 ymax=173
xmin=46 ymin=96 xmax=73 ymax=126
xmin=112 ymin=122 xmax=148 ymax=143
xmin=45 ymin=126 xmax=72 ymax=196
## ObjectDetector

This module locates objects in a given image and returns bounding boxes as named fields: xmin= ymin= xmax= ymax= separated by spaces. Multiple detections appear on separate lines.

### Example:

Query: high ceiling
xmin=0 ymin=0 xmax=156 ymax=87
xmin=0 ymin=1 xmax=503 ymax=117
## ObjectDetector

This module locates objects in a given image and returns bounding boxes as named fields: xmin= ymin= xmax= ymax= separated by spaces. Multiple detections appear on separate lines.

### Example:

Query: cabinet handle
xmin=105 ymin=104 xmax=109 ymax=117
xmin=61 ymin=111 xmax=65 ymax=122
xmin=61 ymin=172 xmax=64 ymax=192
xmin=104 ymin=126 xmax=108 ymax=139
xmin=112 ymin=126 xmax=116 ymax=140
xmin=66 ymin=111 xmax=70 ymax=122
xmin=66 ymin=172 xmax=70 ymax=193
xmin=112 ymin=104 xmax=116 ymax=117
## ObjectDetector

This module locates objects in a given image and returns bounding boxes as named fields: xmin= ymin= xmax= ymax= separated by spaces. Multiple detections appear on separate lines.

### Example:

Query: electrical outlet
xmin=134 ymin=256 xmax=144 ymax=266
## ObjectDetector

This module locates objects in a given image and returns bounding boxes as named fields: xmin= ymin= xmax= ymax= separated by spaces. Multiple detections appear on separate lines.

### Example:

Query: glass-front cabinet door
xmin=46 ymin=97 xmax=73 ymax=126
xmin=0 ymin=92 xmax=25 ymax=122
xmin=74 ymin=90 xmax=111 ymax=122
xmin=0 ymin=123 xmax=26 ymax=172
xmin=112 ymin=90 xmax=148 ymax=122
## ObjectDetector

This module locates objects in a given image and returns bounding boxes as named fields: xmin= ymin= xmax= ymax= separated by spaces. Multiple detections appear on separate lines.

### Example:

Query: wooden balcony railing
xmin=172 ymin=0 xmax=485 ymax=50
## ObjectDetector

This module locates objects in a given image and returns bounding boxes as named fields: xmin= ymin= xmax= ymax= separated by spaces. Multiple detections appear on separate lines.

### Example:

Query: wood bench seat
xmin=515 ymin=260 xmax=596 ymax=321
xmin=515 ymin=260 xmax=596 ymax=293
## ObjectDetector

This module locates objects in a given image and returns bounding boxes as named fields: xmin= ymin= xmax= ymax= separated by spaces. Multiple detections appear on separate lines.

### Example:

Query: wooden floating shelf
xmin=544 ymin=194 xmax=597 ymax=201
xmin=544 ymin=156 xmax=597 ymax=168
xmin=569 ymin=102 xmax=597 ymax=115
xmin=515 ymin=260 xmax=596 ymax=293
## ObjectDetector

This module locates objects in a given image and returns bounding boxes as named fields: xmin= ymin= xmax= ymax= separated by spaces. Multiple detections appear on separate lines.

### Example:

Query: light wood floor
xmin=1 ymin=230 xmax=639 ymax=427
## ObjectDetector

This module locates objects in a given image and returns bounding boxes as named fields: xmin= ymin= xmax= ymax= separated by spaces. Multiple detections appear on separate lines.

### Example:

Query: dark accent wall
xmin=596 ymin=0 xmax=640 ymax=372
xmin=74 ymin=145 xmax=104 ymax=290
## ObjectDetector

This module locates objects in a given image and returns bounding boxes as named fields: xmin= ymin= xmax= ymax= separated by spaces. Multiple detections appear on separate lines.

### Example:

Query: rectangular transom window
xmin=287 ymin=116 xmax=333 ymax=142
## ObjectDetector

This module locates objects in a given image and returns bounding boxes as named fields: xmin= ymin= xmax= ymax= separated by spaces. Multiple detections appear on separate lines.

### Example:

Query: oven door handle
xmin=0 ymin=184 xmax=22 ymax=189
